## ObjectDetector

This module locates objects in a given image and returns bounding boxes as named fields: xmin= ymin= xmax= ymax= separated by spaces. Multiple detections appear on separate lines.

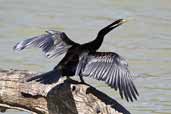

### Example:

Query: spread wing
xmin=13 ymin=30 xmax=79 ymax=58
xmin=76 ymin=52 xmax=139 ymax=102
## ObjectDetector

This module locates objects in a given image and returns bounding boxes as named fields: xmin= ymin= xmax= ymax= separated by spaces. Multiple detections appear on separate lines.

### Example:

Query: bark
xmin=0 ymin=69 xmax=131 ymax=114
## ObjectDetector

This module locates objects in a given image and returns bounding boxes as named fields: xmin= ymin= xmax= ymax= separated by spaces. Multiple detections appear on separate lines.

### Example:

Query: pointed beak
xmin=116 ymin=19 xmax=127 ymax=26
xmin=110 ymin=19 xmax=127 ymax=29
xmin=120 ymin=19 xmax=127 ymax=24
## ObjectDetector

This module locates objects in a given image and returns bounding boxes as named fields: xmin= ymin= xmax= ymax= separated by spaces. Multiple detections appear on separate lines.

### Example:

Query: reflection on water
xmin=0 ymin=0 xmax=171 ymax=114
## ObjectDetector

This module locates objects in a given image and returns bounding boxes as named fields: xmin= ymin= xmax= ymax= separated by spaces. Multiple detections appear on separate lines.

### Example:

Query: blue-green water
xmin=0 ymin=0 xmax=171 ymax=114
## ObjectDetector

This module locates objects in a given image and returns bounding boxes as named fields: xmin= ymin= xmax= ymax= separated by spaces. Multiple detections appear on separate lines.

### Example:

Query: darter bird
xmin=14 ymin=19 xmax=139 ymax=102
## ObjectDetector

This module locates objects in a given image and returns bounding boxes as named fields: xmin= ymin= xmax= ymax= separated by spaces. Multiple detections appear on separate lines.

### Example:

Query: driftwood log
xmin=0 ymin=69 xmax=131 ymax=114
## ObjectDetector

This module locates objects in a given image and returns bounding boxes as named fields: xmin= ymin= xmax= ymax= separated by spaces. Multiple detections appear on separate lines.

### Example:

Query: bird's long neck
xmin=83 ymin=19 xmax=126 ymax=52
xmin=92 ymin=34 xmax=105 ymax=50
xmin=85 ymin=33 xmax=105 ymax=52
xmin=88 ymin=22 xmax=113 ymax=51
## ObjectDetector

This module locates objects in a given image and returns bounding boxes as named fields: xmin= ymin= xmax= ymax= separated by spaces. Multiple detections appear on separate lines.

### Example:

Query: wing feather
xmin=76 ymin=52 xmax=139 ymax=102
xmin=13 ymin=30 xmax=79 ymax=58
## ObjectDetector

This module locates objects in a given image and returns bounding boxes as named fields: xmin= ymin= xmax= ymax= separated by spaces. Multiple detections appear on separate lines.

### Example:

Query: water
xmin=0 ymin=0 xmax=171 ymax=114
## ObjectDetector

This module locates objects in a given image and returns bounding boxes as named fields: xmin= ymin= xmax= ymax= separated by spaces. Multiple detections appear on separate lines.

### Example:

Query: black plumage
xmin=14 ymin=19 xmax=139 ymax=102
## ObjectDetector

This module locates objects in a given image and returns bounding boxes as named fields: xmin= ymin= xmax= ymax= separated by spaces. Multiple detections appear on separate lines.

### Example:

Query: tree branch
xmin=0 ymin=69 xmax=131 ymax=114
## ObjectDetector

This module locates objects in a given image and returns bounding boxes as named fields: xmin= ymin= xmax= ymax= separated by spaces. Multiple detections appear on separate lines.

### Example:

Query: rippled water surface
xmin=0 ymin=0 xmax=171 ymax=114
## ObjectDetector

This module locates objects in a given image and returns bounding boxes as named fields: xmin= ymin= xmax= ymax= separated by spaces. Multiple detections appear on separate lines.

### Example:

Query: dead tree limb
xmin=0 ymin=69 xmax=131 ymax=114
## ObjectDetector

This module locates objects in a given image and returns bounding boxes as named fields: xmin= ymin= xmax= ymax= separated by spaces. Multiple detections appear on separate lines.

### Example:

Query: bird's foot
xmin=79 ymin=76 xmax=85 ymax=84
xmin=65 ymin=76 xmax=73 ymax=83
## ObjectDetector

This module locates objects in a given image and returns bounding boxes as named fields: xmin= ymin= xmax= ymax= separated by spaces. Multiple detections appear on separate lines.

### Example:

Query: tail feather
xmin=27 ymin=70 xmax=61 ymax=84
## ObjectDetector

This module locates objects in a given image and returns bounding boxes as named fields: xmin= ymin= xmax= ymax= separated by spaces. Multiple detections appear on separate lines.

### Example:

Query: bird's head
xmin=98 ymin=19 xmax=127 ymax=37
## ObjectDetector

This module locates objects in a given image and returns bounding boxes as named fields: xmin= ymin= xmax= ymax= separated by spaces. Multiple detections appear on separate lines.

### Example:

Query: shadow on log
xmin=0 ymin=69 xmax=131 ymax=114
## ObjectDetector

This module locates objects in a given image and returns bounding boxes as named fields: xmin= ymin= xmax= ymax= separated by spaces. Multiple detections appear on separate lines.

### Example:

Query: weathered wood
xmin=0 ymin=69 xmax=131 ymax=114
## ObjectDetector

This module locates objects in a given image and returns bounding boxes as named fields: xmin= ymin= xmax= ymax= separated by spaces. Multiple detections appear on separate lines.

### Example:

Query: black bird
xmin=14 ymin=19 xmax=139 ymax=102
